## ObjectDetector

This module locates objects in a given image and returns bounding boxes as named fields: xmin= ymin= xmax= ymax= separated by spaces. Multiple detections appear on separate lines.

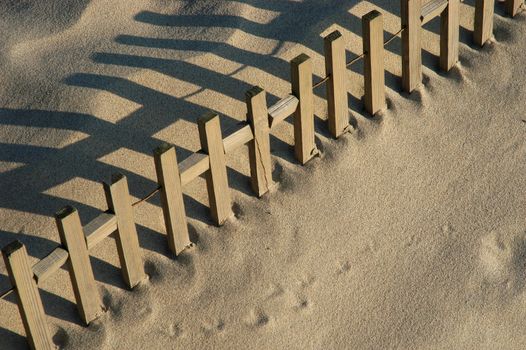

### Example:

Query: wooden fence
xmin=1 ymin=1 xmax=523 ymax=349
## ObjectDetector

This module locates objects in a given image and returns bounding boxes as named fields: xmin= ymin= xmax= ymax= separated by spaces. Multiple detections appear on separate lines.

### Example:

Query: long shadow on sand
xmin=0 ymin=0 xmax=503 ymax=341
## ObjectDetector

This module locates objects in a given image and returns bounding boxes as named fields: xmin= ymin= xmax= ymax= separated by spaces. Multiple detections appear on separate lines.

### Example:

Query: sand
xmin=0 ymin=0 xmax=525 ymax=349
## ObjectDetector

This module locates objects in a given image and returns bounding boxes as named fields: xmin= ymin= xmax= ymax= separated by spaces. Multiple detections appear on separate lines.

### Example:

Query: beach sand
xmin=0 ymin=1 xmax=525 ymax=349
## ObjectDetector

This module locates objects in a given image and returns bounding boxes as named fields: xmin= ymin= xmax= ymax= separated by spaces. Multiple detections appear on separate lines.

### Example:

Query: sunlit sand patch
xmin=92 ymin=90 xmax=142 ymax=124
xmin=215 ymin=1 xmax=281 ymax=25
xmin=349 ymin=1 xmax=402 ymax=34
xmin=320 ymin=24 xmax=363 ymax=56
xmin=228 ymin=30 xmax=281 ymax=55
xmin=0 ymin=161 xmax=25 ymax=174
xmin=153 ymin=119 xmax=200 ymax=152
xmin=128 ymin=70 xmax=202 ymax=99
xmin=43 ymin=177 xmax=106 ymax=210
xmin=186 ymin=89 xmax=245 ymax=122
xmin=230 ymin=65 xmax=290 ymax=98
xmin=97 ymin=147 xmax=156 ymax=181
xmin=0 ymin=125 xmax=89 ymax=149
xmin=186 ymin=52 xmax=245 ymax=75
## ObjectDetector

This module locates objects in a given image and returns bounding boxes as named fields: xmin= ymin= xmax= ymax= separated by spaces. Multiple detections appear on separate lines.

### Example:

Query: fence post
xmin=440 ymin=0 xmax=460 ymax=71
xmin=198 ymin=112 xmax=232 ymax=225
xmin=154 ymin=144 xmax=191 ymax=256
xmin=363 ymin=10 xmax=386 ymax=116
xmin=474 ymin=0 xmax=495 ymax=46
xmin=2 ymin=241 xmax=53 ymax=350
xmin=246 ymin=86 xmax=273 ymax=197
xmin=55 ymin=206 xmax=102 ymax=325
xmin=323 ymin=31 xmax=349 ymax=138
xmin=103 ymin=174 xmax=145 ymax=288
xmin=291 ymin=54 xmax=318 ymax=165
xmin=506 ymin=0 xmax=522 ymax=17
xmin=401 ymin=0 xmax=422 ymax=93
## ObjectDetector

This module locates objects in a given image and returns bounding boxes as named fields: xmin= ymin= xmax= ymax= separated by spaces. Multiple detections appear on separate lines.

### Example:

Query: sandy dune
xmin=1 ymin=1 xmax=525 ymax=349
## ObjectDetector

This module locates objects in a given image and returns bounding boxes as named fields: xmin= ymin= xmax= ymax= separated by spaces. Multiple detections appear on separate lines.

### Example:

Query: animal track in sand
xmin=336 ymin=260 xmax=352 ymax=275
xmin=265 ymin=283 xmax=285 ymax=300
xmin=479 ymin=227 xmax=526 ymax=293
xmin=441 ymin=223 xmax=456 ymax=238
xmin=293 ymin=296 xmax=311 ymax=312
xmin=201 ymin=318 xmax=226 ymax=334
xmin=244 ymin=309 xmax=270 ymax=328
xmin=167 ymin=323 xmax=184 ymax=338
xmin=297 ymin=275 xmax=316 ymax=289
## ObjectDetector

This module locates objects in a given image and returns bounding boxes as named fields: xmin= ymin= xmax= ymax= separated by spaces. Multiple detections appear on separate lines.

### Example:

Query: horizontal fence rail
xmin=1 ymin=1 xmax=524 ymax=348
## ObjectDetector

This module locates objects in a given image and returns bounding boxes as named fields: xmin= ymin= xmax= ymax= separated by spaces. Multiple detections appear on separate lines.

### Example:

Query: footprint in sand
xmin=167 ymin=323 xmax=184 ymax=338
xmin=293 ymin=296 xmax=311 ymax=312
xmin=201 ymin=318 xmax=225 ymax=334
xmin=244 ymin=309 xmax=270 ymax=328
xmin=336 ymin=260 xmax=352 ymax=275
xmin=479 ymin=226 xmax=526 ymax=293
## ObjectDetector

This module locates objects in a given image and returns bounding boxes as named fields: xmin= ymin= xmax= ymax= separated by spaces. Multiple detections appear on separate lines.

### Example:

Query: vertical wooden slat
xmin=401 ymin=0 xmax=422 ymax=93
xmin=474 ymin=0 xmax=495 ymax=47
xmin=55 ymin=206 xmax=101 ymax=325
xmin=246 ymin=86 xmax=273 ymax=197
xmin=291 ymin=54 xmax=317 ymax=164
xmin=198 ymin=112 xmax=232 ymax=225
xmin=506 ymin=0 xmax=522 ymax=17
xmin=440 ymin=0 xmax=460 ymax=71
xmin=2 ymin=241 xmax=53 ymax=350
xmin=363 ymin=10 xmax=386 ymax=116
xmin=104 ymin=174 xmax=145 ymax=288
xmin=323 ymin=30 xmax=349 ymax=138
xmin=154 ymin=144 xmax=191 ymax=256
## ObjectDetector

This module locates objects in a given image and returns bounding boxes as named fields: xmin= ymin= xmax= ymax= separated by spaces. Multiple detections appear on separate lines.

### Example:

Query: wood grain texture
xmin=291 ymin=54 xmax=317 ymax=164
xmin=474 ymin=0 xmax=495 ymax=47
xmin=198 ymin=112 xmax=233 ymax=225
xmin=401 ymin=0 xmax=422 ymax=93
xmin=2 ymin=241 xmax=53 ymax=350
xmin=55 ymin=206 xmax=102 ymax=325
xmin=84 ymin=212 xmax=117 ymax=250
xmin=223 ymin=124 xmax=253 ymax=154
xmin=268 ymin=95 xmax=299 ymax=129
xmin=179 ymin=152 xmax=210 ymax=186
xmin=246 ymin=86 xmax=273 ymax=197
xmin=324 ymin=30 xmax=348 ymax=138
xmin=154 ymin=144 xmax=191 ymax=256
xmin=104 ymin=174 xmax=145 ymax=288
xmin=421 ymin=0 xmax=448 ymax=24
xmin=32 ymin=247 xmax=69 ymax=284
xmin=363 ymin=11 xmax=386 ymax=116
xmin=440 ymin=0 xmax=460 ymax=71
xmin=506 ymin=0 xmax=522 ymax=17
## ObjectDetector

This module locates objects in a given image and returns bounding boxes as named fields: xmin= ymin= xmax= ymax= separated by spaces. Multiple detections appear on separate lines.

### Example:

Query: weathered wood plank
xmin=246 ymin=86 xmax=273 ymax=197
xmin=104 ymin=174 xmax=146 ymax=289
xmin=179 ymin=152 xmax=209 ymax=186
xmin=402 ymin=0 xmax=422 ymax=93
xmin=84 ymin=212 xmax=117 ymax=250
xmin=223 ymin=124 xmax=253 ymax=154
xmin=474 ymin=0 xmax=495 ymax=47
xmin=154 ymin=143 xmax=191 ymax=256
xmin=198 ymin=112 xmax=233 ymax=225
xmin=32 ymin=247 xmax=69 ymax=284
xmin=55 ymin=206 xmax=102 ymax=325
xmin=291 ymin=54 xmax=317 ymax=164
xmin=506 ymin=0 xmax=522 ymax=17
xmin=2 ymin=241 xmax=54 ymax=350
xmin=268 ymin=95 xmax=299 ymax=129
xmin=324 ymin=30 xmax=349 ymax=138
xmin=421 ymin=0 xmax=448 ymax=25
xmin=363 ymin=10 xmax=386 ymax=116
xmin=440 ymin=0 xmax=460 ymax=71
